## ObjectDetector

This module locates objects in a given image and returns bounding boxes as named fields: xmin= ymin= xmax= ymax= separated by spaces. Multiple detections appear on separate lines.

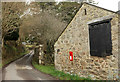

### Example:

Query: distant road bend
xmin=2 ymin=50 xmax=57 ymax=80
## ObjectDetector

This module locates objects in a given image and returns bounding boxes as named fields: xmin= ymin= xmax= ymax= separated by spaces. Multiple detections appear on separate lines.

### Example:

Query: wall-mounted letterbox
xmin=69 ymin=51 xmax=73 ymax=61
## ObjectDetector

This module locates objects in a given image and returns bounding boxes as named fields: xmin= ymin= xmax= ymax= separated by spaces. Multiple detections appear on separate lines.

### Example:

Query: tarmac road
xmin=2 ymin=50 xmax=57 ymax=81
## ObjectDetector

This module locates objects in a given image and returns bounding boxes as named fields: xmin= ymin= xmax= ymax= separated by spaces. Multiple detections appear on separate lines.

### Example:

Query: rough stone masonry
xmin=54 ymin=3 xmax=119 ymax=80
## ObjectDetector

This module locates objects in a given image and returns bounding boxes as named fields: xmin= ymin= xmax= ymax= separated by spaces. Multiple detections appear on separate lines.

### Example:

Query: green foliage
xmin=32 ymin=61 xmax=91 ymax=80
xmin=0 ymin=64 xmax=2 ymax=68
xmin=4 ymin=28 xmax=19 ymax=41
xmin=2 ymin=2 xmax=24 ymax=41
xmin=2 ymin=3 xmax=26 ymax=68
xmin=42 ymin=40 xmax=54 ymax=65
xmin=2 ymin=41 xmax=26 ymax=66
xmin=46 ymin=40 xmax=54 ymax=54
xmin=25 ymin=2 xmax=81 ymax=65
xmin=4 ymin=44 xmax=17 ymax=51
xmin=20 ymin=2 xmax=81 ymax=46
xmin=2 ymin=46 xmax=29 ymax=68
xmin=38 ymin=2 xmax=81 ymax=23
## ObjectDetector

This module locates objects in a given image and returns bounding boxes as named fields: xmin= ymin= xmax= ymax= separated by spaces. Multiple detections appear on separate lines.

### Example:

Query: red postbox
xmin=69 ymin=51 xmax=73 ymax=61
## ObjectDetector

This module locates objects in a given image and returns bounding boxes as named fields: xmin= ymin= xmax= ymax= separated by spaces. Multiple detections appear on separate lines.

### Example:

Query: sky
xmin=95 ymin=0 xmax=120 ymax=12
xmin=55 ymin=0 xmax=120 ymax=12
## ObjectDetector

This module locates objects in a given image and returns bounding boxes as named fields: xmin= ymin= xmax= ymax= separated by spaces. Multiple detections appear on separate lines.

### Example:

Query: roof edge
xmin=54 ymin=3 xmax=84 ymax=45
xmin=54 ymin=2 xmax=118 ymax=45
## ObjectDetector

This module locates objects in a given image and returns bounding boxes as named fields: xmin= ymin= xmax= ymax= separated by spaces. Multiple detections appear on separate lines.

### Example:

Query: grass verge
xmin=32 ymin=61 xmax=91 ymax=80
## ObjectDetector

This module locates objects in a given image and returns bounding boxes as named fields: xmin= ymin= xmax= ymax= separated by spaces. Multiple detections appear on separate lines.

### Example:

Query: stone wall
xmin=54 ymin=3 xmax=119 ymax=80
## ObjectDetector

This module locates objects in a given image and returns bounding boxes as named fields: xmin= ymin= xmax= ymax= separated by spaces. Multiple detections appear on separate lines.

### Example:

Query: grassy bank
xmin=1 ymin=50 xmax=29 ymax=68
xmin=32 ymin=61 xmax=91 ymax=80
xmin=1 ymin=41 xmax=30 ymax=68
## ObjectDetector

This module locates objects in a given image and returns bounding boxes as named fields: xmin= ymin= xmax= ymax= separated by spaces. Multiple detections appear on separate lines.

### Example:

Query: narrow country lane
xmin=2 ymin=51 xmax=57 ymax=80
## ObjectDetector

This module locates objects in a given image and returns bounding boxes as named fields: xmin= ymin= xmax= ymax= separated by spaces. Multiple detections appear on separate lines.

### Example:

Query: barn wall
xmin=54 ymin=3 xmax=118 ymax=80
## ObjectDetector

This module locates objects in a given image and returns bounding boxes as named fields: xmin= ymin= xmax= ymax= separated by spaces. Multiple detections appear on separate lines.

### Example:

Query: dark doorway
xmin=89 ymin=19 xmax=112 ymax=57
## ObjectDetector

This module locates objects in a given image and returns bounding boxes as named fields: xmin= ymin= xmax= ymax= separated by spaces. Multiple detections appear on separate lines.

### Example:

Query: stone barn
xmin=54 ymin=2 xmax=119 ymax=80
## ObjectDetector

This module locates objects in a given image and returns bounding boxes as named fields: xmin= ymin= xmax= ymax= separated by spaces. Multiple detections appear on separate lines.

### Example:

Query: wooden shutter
xmin=89 ymin=20 xmax=112 ymax=57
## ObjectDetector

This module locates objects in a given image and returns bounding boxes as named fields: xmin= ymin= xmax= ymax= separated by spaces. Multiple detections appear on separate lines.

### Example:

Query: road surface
xmin=2 ymin=51 xmax=57 ymax=80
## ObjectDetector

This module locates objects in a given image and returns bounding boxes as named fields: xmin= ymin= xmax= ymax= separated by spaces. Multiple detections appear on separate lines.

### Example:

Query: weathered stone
xmin=80 ymin=60 xmax=87 ymax=66
xmin=86 ymin=66 xmax=92 ymax=69
xmin=86 ymin=59 xmax=93 ymax=64
xmin=109 ymin=62 xmax=117 ymax=67
xmin=99 ymin=69 xmax=107 ymax=75
xmin=54 ymin=2 xmax=118 ymax=80
xmin=89 ymin=70 xmax=99 ymax=76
